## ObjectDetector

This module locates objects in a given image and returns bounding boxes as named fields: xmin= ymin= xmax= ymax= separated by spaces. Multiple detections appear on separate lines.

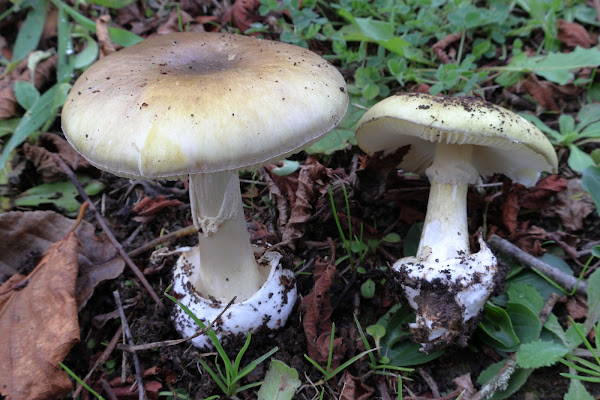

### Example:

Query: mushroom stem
xmin=187 ymin=171 xmax=263 ymax=302
xmin=418 ymin=142 xmax=477 ymax=262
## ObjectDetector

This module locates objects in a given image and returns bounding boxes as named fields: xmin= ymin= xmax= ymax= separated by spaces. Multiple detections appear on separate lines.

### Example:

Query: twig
xmin=73 ymin=325 xmax=123 ymax=398
xmin=127 ymin=225 xmax=198 ymax=258
xmin=113 ymin=290 xmax=146 ymax=400
xmin=418 ymin=368 xmax=440 ymax=398
xmin=100 ymin=378 xmax=119 ymax=400
xmin=487 ymin=234 xmax=588 ymax=295
xmin=117 ymin=296 xmax=236 ymax=352
xmin=53 ymin=153 xmax=165 ymax=310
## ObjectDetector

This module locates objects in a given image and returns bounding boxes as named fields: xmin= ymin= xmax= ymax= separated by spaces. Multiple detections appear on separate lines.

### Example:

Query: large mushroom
xmin=62 ymin=32 xmax=348 ymax=348
xmin=355 ymin=93 xmax=557 ymax=352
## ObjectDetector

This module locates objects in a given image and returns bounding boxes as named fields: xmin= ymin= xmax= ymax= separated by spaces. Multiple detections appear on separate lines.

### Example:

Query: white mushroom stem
xmin=187 ymin=171 xmax=263 ymax=301
xmin=417 ymin=142 xmax=477 ymax=262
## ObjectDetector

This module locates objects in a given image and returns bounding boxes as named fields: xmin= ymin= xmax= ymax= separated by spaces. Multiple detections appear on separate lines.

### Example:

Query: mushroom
xmin=355 ymin=93 xmax=557 ymax=352
xmin=61 ymin=32 xmax=348 ymax=348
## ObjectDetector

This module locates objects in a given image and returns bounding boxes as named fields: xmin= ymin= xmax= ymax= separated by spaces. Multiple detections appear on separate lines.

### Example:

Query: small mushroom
xmin=62 ymin=32 xmax=348 ymax=348
xmin=355 ymin=93 xmax=557 ymax=352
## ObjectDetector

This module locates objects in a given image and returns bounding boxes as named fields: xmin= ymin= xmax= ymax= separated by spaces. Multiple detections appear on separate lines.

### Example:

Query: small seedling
xmin=304 ymin=322 xmax=376 ymax=382
xmin=165 ymin=287 xmax=277 ymax=397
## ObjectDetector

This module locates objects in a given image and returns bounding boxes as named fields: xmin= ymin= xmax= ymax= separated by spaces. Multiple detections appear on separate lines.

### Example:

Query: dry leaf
xmin=0 ymin=211 xmax=125 ymax=309
xmin=558 ymin=19 xmax=596 ymax=48
xmin=340 ymin=372 xmax=376 ymax=400
xmin=542 ymin=178 xmax=594 ymax=231
xmin=300 ymin=258 xmax=346 ymax=369
xmin=521 ymin=74 xmax=559 ymax=112
xmin=520 ymin=175 xmax=567 ymax=209
xmin=23 ymin=133 xmax=90 ymax=182
xmin=0 ymin=233 xmax=80 ymax=400
xmin=222 ymin=0 xmax=262 ymax=32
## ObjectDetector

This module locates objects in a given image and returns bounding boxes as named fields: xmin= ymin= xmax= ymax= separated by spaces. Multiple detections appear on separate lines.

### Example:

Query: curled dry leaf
xmin=340 ymin=371 xmax=376 ymax=400
xmin=23 ymin=132 xmax=90 ymax=182
xmin=300 ymin=258 xmax=346 ymax=369
xmin=0 ymin=211 xmax=125 ymax=309
xmin=542 ymin=178 xmax=594 ymax=231
xmin=558 ymin=19 xmax=596 ymax=48
xmin=521 ymin=74 xmax=560 ymax=112
xmin=0 ymin=232 xmax=80 ymax=400
xmin=222 ymin=0 xmax=262 ymax=33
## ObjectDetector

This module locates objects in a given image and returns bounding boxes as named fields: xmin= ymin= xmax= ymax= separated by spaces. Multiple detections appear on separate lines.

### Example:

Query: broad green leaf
xmin=354 ymin=18 xmax=394 ymax=41
xmin=478 ymin=302 xmax=520 ymax=352
xmin=577 ymin=103 xmax=600 ymax=129
xmin=504 ymin=47 xmax=600 ymax=85
xmin=507 ymin=282 xmax=544 ymax=314
xmin=57 ymin=6 xmax=74 ymax=83
xmin=582 ymin=166 xmax=600 ymax=214
xmin=73 ymin=34 xmax=99 ymax=69
xmin=564 ymin=379 xmax=594 ymax=400
xmin=50 ymin=0 xmax=142 ymax=47
xmin=476 ymin=360 xmax=533 ymax=400
xmin=377 ymin=305 xmax=444 ymax=366
xmin=586 ymin=269 xmax=600 ymax=332
xmin=0 ymin=119 xmax=20 ymax=139
xmin=14 ymin=178 xmax=104 ymax=215
xmin=0 ymin=83 xmax=71 ymax=170
xmin=579 ymin=122 xmax=600 ymax=139
xmin=12 ymin=0 xmax=47 ymax=63
xmin=403 ymin=222 xmax=422 ymax=258
xmin=87 ymin=0 xmax=136 ymax=8
xmin=568 ymin=144 xmax=595 ymax=173
xmin=558 ymin=115 xmax=575 ymax=136
xmin=515 ymin=339 xmax=568 ymax=368
xmin=14 ymin=81 xmax=40 ymax=109
xmin=257 ymin=359 xmax=300 ymax=400
xmin=506 ymin=303 xmax=541 ymax=344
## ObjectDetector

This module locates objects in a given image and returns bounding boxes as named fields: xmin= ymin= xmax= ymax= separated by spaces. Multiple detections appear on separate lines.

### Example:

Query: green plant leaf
xmin=564 ymin=379 xmax=594 ymax=400
xmin=12 ymin=0 xmax=47 ymax=64
xmin=507 ymin=282 xmax=544 ymax=314
xmin=73 ymin=33 xmax=99 ymax=69
xmin=503 ymin=47 xmax=600 ymax=85
xmin=582 ymin=166 xmax=600 ymax=215
xmin=14 ymin=81 xmax=40 ymax=110
xmin=0 ymin=119 xmax=20 ymax=139
xmin=87 ymin=0 xmax=137 ymax=8
xmin=257 ymin=359 xmax=301 ymax=400
xmin=506 ymin=303 xmax=541 ymax=344
xmin=586 ymin=269 xmax=600 ymax=332
xmin=515 ymin=339 xmax=569 ymax=368
xmin=403 ymin=222 xmax=422 ymax=258
xmin=476 ymin=361 xmax=533 ymax=400
xmin=568 ymin=144 xmax=595 ymax=173
xmin=14 ymin=178 xmax=104 ymax=215
xmin=360 ymin=279 xmax=376 ymax=299
xmin=478 ymin=302 xmax=520 ymax=352
xmin=0 ymin=82 xmax=71 ymax=170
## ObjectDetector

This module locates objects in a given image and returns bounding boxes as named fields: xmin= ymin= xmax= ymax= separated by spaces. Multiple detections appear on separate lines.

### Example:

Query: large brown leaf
xmin=0 ymin=211 xmax=125 ymax=309
xmin=0 ymin=232 xmax=80 ymax=400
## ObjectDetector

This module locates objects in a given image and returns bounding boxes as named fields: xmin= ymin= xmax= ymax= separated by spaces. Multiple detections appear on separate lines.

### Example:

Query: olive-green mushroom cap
xmin=355 ymin=93 xmax=558 ymax=186
xmin=62 ymin=32 xmax=348 ymax=179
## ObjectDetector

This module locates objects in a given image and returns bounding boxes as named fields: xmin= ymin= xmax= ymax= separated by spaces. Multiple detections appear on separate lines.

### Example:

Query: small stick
xmin=127 ymin=225 xmax=197 ymax=258
xmin=113 ymin=290 xmax=146 ymax=400
xmin=417 ymin=368 xmax=440 ymax=399
xmin=487 ymin=234 xmax=588 ymax=295
xmin=73 ymin=325 xmax=123 ymax=398
xmin=117 ymin=296 xmax=236 ymax=352
xmin=100 ymin=378 xmax=119 ymax=400
xmin=53 ymin=153 xmax=165 ymax=310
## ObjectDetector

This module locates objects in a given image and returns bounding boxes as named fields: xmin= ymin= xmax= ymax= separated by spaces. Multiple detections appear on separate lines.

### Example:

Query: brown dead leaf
xmin=0 ymin=55 xmax=57 ymax=120
xmin=520 ymin=175 xmax=567 ymax=209
xmin=222 ymin=0 xmax=262 ymax=32
xmin=566 ymin=296 xmax=588 ymax=320
xmin=97 ymin=15 xmax=116 ymax=57
xmin=521 ymin=74 xmax=559 ymax=112
xmin=558 ymin=19 xmax=596 ymax=48
xmin=511 ymin=224 xmax=549 ymax=255
xmin=23 ymin=132 xmax=90 ymax=182
xmin=0 ymin=232 xmax=80 ymax=400
xmin=0 ymin=211 xmax=125 ymax=309
xmin=501 ymin=187 xmax=523 ymax=235
xmin=301 ymin=257 xmax=346 ymax=369
xmin=282 ymin=157 xmax=327 ymax=244
xmin=340 ymin=372 xmax=376 ymax=400
xmin=133 ymin=195 xmax=182 ymax=217
xmin=542 ymin=178 xmax=594 ymax=231
xmin=157 ymin=8 xmax=203 ymax=35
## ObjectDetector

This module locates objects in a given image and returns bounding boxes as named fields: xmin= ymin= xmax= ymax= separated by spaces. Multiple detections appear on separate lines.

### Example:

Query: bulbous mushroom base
xmin=394 ymin=236 xmax=504 ymax=353
xmin=171 ymin=249 xmax=297 ymax=349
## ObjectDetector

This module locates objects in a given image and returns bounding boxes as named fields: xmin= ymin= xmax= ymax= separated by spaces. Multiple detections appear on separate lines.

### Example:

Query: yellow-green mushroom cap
xmin=355 ymin=93 xmax=558 ymax=187
xmin=62 ymin=32 xmax=348 ymax=179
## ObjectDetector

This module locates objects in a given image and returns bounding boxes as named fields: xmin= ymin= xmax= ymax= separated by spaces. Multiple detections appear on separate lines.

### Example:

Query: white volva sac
xmin=355 ymin=93 xmax=557 ymax=351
